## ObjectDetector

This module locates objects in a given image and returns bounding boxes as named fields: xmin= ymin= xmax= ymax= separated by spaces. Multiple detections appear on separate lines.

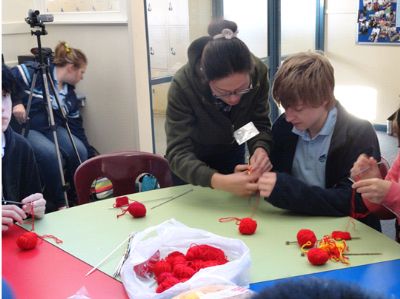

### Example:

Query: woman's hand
xmin=250 ymin=148 xmax=272 ymax=176
xmin=21 ymin=193 xmax=46 ymax=219
xmin=352 ymin=178 xmax=391 ymax=204
xmin=2 ymin=205 xmax=26 ymax=232
xmin=12 ymin=104 xmax=27 ymax=124
xmin=257 ymin=172 xmax=277 ymax=197
xmin=211 ymin=172 xmax=259 ymax=197
xmin=350 ymin=154 xmax=381 ymax=181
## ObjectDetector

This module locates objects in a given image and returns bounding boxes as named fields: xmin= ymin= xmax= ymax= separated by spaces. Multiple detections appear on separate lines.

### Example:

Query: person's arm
xmin=246 ymin=58 xmax=273 ymax=157
xmin=165 ymin=81 xmax=217 ymax=187
xmin=64 ymin=89 xmax=96 ymax=157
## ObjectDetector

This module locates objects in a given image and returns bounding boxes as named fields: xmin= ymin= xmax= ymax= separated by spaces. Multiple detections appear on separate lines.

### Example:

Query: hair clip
xmin=64 ymin=42 xmax=71 ymax=54
xmin=213 ymin=28 xmax=238 ymax=40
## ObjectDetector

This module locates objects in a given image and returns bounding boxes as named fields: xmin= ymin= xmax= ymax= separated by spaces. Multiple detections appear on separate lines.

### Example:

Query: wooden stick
xmin=301 ymin=252 xmax=381 ymax=257
xmin=286 ymin=237 xmax=361 ymax=245
xmin=85 ymin=235 xmax=131 ymax=277
xmin=108 ymin=196 xmax=174 ymax=209
xmin=150 ymin=189 xmax=193 ymax=210
xmin=344 ymin=252 xmax=382 ymax=256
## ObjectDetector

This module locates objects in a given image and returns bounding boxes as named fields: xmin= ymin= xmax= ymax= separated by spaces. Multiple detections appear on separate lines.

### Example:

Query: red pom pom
xmin=173 ymin=263 xmax=195 ymax=279
xmin=127 ymin=201 xmax=146 ymax=218
xmin=16 ymin=232 xmax=39 ymax=250
xmin=307 ymin=248 xmax=329 ymax=266
xmin=331 ymin=231 xmax=351 ymax=240
xmin=156 ymin=276 xmax=180 ymax=293
xmin=186 ymin=245 xmax=227 ymax=263
xmin=114 ymin=196 xmax=129 ymax=207
xmin=152 ymin=260 xmax=172 ymax=277
xmin=297 ymin=229 xmax=317 ymax=248
xmin=239 ymin=217 xmax=257 ymax=235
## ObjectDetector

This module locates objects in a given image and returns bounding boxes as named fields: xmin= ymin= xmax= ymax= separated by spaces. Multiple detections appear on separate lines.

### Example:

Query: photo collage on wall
xmin=357 ymin=0 xmax=400 ymax=44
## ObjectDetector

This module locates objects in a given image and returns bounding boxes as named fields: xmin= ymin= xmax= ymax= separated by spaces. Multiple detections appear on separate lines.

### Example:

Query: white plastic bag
xmin=120 ymin=219 xmax=251 ymax=299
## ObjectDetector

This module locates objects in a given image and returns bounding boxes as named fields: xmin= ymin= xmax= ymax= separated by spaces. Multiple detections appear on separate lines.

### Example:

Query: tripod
xmin=22 ymin=24 xmax=82 ymax=208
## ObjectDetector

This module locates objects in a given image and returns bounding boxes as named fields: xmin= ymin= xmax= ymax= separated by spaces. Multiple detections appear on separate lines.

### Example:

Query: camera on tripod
xmin=25 ymin=9 xmax=54 ymax=28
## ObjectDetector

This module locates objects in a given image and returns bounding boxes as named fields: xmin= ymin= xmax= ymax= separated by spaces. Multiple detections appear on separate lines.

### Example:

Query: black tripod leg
xmin=47 ymin=71 xmax=82 ymax=164
xmin=41 ymin=71 xmax=70 ymax=208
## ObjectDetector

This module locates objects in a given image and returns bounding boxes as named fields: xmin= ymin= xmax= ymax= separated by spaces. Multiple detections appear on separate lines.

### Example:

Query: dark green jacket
xmin=165 ymin=36 xmax=273 ymax=187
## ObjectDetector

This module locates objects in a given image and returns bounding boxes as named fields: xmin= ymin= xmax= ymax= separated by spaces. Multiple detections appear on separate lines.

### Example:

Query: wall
xmin=2 ymin=0 xmax=153 ymax=153
xmin=326 ymin=0 xmax=400 ymax=124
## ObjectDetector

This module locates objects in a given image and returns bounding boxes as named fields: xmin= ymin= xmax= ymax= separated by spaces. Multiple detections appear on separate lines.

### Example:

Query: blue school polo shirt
xmin=291 ymin=107 xmax=338 ymax=188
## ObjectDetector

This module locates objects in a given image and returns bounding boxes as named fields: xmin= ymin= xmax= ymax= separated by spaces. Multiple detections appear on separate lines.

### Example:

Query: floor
xmin=153 ymin=113 xmax=398 ymax=239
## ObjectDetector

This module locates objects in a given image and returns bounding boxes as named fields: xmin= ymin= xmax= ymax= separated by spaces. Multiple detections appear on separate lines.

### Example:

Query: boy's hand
xmin=2 ymin=205 xmax=27 ymax=231
xmin=21 ymin=193 xmax=46 ymax=219
xmin=12 ymin=104 xmax=27 ymax=124
xmin=250 ymin=148 xmax=273 ymax=175
xmin=258 ymin=172 xmax=277 ymax=197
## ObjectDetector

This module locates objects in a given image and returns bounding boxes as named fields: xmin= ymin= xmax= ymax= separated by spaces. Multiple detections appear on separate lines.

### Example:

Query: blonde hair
xmin=272 ymin=51 xmax=335 ymax=109
xmin=53 ymin=41 xmax=87 ymax=68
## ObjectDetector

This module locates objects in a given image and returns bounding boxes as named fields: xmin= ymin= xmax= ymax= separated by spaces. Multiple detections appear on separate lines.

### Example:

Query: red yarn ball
xmin=166 ymin=251 xmax=186 ymax=268
xmin=297 ymin=229 xmax=317 ymax=248
xmin=127 ymin=201 xmax=146 ymax=218
xmin=307 ymin=248 xmax=329 ymax=266
xmin=114 ymin=196 xmax=129 ymax=207
xmin=331 ymin=231 xmax=351 ymax=240
xmin=156 ymin=276 xmax=180 ymax=293
xmin=16 ymin=231 xmax=39 ymax=250
xmin=173 ymin=263 xmax=195 ymax=279
xmin=152 ymin=260 xmax=172 ymax=277
xmin=239 ymin=217 xmax=257 ymax=235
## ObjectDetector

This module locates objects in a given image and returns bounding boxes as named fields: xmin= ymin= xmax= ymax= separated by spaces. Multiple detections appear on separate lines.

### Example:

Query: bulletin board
xmin=357 ymin=0 xmax=400 ymax=44
xmin=34 ymin=0 xmax=127 ymax=24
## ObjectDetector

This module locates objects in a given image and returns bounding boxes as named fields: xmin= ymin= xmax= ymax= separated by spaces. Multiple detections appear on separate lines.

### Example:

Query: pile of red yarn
xmin=296 ymin=229 xmax=353 ymax=266
xmin=145 ymin=244 xmax=228 ymax=293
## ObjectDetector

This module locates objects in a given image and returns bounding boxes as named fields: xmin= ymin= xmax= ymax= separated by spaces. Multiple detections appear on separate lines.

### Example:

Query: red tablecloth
xmin=2 ymin=225 xmax=128 ymax=299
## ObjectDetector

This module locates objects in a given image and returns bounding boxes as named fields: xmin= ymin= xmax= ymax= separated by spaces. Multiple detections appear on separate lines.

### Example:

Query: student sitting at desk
xmin=2 ymin=64 xmax=46 ymax=232
xmin=351 ymin=108 xmax=400 ymax=239
xmin=257 ymin=52 xmax=382 ymax=231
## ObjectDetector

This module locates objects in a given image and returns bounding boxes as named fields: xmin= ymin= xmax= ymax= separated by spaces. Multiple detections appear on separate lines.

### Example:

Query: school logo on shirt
xmin=319 ymin=154 xmax=327 ymax=163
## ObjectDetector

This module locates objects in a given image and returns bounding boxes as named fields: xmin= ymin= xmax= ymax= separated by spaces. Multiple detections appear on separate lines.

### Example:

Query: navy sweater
xmin=268 ymin=102 xmax=381 ymax=231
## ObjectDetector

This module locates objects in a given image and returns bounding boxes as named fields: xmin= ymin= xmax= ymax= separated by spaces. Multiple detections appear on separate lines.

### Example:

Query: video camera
xmin=25 ymin=9 xmax=54 ymax=28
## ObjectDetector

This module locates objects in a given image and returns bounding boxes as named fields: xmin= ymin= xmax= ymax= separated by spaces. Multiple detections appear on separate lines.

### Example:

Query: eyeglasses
xmin=212 ymin=84 xmax=253 ymax=99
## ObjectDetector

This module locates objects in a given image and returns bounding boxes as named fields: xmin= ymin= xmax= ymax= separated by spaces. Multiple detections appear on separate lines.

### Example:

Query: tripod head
xmin=25 ymin=10 xmax=54 ymax=65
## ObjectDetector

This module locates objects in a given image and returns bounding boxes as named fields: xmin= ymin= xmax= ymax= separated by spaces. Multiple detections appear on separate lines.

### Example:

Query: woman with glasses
xmin=165 ymin=19 xmax=273 ymax=197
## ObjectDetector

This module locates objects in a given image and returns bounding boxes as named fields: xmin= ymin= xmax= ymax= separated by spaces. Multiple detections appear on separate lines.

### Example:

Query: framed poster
xmin=33 ymin=0 xmax=127 ymax=24
xmin=357 ymin=0 xmax=400 ymax=44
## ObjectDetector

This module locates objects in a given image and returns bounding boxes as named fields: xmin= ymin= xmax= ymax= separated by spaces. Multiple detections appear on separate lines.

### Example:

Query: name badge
xmin=233 ymin=122 xmax=260 ymax=145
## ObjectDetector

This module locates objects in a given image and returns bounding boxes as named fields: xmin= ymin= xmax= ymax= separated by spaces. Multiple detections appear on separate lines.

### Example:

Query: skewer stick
xmin=151 ymin=189 xmax=193 ymax=210
xmin=85 ymin=235 xmax=131 ymax=277
xmin=107 ymin=196 xmax=174 ymax=209
xmin=286 ymin=237 xmax=361 ymax=245
xmin=301 ymin=252 xmax=381 ymax=257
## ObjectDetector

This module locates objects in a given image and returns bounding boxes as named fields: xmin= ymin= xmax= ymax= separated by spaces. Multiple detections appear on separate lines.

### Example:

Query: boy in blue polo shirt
xmin=257 ymin=51 xmax=381 ymax=230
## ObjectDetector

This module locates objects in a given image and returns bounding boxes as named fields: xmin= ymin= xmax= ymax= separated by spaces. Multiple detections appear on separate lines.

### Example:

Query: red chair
xmin=74 ymin=151 xmax=173 ymax=205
